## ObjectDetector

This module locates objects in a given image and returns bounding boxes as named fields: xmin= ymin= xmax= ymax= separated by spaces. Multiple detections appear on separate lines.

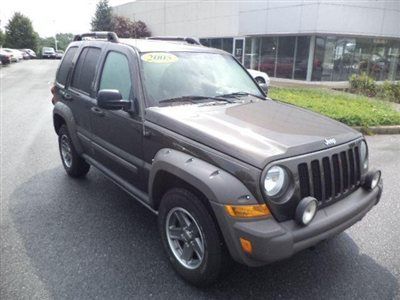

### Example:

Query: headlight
xmin=264 ymin=166 xmax=288 ymax=197
xmin=360 ymin=141 xmax=368 ymax=170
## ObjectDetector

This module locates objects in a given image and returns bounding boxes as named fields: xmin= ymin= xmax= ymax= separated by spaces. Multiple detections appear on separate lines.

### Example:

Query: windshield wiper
xmin=159 ymin=95 xmax=235 ymax=105
xmin=219 ymin=92 xmax=266 ymax=100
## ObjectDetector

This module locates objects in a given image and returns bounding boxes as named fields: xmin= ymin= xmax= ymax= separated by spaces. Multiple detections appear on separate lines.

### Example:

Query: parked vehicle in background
xmin=20 ymin=50 xmax=30 ymax=60
xmin=0 ymin=50 xmax=12 ymax=65
xmin=55 ymin=50 xmax=64 ymax=59
xmin=42 ymin=47 xmax=56 ymax=59
xmin=247 ymin=68 xmax=270 ymax=89
xmin=20 ymin=49 xmax=37 ymax=59
xmin=2 ymin=48 xmax=23 ymax=62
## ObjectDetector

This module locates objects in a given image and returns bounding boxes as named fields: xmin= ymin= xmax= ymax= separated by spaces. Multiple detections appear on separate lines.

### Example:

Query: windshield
xmin=140 ymin=51 xmax=263 ymax=106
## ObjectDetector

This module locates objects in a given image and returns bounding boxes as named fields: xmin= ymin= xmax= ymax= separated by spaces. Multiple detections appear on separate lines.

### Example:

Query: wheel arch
xmin=53 ymin=102 xmax=83 ymax=154
xmin=149 ymin=148 xmax=259 ymax=209
xmin=53 ymin=113 xmax=66 ymax=135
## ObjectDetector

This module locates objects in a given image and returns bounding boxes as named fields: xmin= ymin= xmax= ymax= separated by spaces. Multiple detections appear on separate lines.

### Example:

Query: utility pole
xmin=52 ymin=19 xmax=58 ymax=51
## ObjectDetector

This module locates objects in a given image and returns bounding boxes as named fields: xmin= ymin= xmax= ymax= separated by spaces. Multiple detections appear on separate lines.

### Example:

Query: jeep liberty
xmin=52 ymin=32 xmax=383 ymax=286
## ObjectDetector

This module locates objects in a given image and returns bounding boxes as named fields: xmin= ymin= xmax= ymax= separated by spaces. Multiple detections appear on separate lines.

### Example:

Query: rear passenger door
xmin=68 ymin=46 xmax=102 ymax=154
xmin=90 ymin=45 xmax=145 ymax=190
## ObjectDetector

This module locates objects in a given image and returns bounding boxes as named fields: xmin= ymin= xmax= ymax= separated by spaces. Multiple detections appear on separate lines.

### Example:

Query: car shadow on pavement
xmin=8 ymin=167 xmax=399 ymax=299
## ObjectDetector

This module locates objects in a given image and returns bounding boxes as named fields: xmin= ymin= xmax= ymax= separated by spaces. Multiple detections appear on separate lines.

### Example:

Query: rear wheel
xmin=58 ymin=125 xmax=90 ymax=178
xmin=255 ymin=76 xmax=266 ymax=84
xmin=158 ymin=188 xmax=228 ymax=286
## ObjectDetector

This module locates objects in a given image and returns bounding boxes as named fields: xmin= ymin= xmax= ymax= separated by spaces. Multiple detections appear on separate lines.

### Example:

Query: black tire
xmin=158 ymin=188 xmax=228 ymax=286
xmin=58 ymin=125 xmax=90 ymax=178
xmin=255 ymin=76 xmax=266 ymax=84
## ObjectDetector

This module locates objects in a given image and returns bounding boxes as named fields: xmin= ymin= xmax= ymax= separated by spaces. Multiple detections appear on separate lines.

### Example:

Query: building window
xmin=312 ymin=36 xmax=400 ymax=81
xmin=199 ymin=38 xmax=233 ymax=54
xmin=258 ymin=37 xmax=278 ymax=76
xmin=294 ymin=36 xmax=310 ymax=80
xmin=276 ymin=36 xmax=296 ymax=78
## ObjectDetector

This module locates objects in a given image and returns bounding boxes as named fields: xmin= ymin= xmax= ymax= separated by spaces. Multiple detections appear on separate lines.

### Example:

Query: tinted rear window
xmin=56 ymin=47 xmax=78 ymax=85
xmin=71 ymin=47 xmax=101 ymax=94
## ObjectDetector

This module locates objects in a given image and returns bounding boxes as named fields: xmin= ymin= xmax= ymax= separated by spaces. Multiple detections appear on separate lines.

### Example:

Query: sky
xmin=0 ymin=0 xmax=133 ymax=37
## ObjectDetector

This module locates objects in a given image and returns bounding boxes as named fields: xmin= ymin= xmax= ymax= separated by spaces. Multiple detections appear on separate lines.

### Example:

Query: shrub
xmin=349 ymin=73 xmax=377 ymax=97
xmin=378 ymin=81 xmax=400 ymax=103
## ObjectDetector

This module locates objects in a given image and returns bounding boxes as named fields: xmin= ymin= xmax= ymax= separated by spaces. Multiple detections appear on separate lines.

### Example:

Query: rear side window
xmin=99 ymin=51 xmax=132 ymax=100
xmin=71 ymin=47 xmax=101 ymax=94
xmin=56 ymin=47 xmax=78 ymax=85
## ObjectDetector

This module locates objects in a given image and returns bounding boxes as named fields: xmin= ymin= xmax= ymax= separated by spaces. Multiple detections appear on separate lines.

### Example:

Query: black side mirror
xmin=259 ymin=83 xmax=269 ymax=94
xmin=97 ymin=89 xmax=131 ymax=111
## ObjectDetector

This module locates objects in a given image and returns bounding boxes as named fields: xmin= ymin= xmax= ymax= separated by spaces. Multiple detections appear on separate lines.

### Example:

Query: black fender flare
xmin=53 ymin=102 xmax=83 ymax=154
xmin=148 ymin=148 xmax=258 ymax=206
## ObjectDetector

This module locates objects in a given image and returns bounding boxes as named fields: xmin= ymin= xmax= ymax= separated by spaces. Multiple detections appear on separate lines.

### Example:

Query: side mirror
xmin=97 ymin=89 xmax=131 ymax=111
xmin=259 ymin=83 xmax=269 ymax=94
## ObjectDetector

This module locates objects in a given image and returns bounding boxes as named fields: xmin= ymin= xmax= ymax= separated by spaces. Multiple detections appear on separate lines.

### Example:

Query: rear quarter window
xmin=56 ymin=47 xmax=78 ymax=85
xmin=71 ymin=47 xmax=101 ymax=94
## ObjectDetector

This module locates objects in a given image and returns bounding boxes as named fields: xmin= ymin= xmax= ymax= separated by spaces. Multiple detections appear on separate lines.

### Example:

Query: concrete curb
xmin=352 ymin=125 xmax=400 ymax=135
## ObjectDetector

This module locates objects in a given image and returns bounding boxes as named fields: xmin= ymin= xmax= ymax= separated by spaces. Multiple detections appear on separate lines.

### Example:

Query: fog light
xmin=295 ymin=197 xmax=318 ymax=226
xmin=363 ymin=170 xmax=381 ymax=191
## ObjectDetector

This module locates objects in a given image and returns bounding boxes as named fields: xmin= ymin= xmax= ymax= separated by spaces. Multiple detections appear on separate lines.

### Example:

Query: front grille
xmin=297 ymin=146 xmax=361 ymax=203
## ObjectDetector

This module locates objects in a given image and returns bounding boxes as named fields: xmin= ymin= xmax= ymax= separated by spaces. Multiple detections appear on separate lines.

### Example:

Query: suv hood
xmin=145 ymin=99 xmax=361 ymax=169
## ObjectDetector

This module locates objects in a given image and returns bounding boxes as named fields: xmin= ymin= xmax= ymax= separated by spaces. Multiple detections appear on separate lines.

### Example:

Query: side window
xmin=71 ymin=47 xmax=101 ymax=94
xmin=56 ymin=47 xmax=78 ymax=85
xmin=99 ymin=51 xmax=132 ymax=100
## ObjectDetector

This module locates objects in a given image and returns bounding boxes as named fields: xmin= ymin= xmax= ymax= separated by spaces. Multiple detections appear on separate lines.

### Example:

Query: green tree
xmin=55 ymin=33 xmax=74 ymax=50
xmin=4 ymin=12 xmax=37 ymax=50
xmin=0 ymin=29 xmax=5 ymax=47
xmin=132 ymin=20 xmax=151 ymax=38
xmin=112 ymin=16 xmax=151 ymax=38
xmin=91 ymin=0 xmax=113 ymax=31
xmin=37 ymin=36 xmax=57 ymax=52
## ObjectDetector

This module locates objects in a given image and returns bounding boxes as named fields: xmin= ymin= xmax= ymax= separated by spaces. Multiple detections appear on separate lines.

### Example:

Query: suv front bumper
xmin=211 ymin=180 xmax=382 ymax=267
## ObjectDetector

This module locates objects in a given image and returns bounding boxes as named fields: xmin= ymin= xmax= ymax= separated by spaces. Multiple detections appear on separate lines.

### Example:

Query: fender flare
xmin=53 ymin=102 xmax=84 ymax=154
xmin=148 ymin=148 xmax=258 ymax=207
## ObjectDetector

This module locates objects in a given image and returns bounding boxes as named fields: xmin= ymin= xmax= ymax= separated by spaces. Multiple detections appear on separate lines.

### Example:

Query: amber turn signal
xmin=240 ymin=237 xmax=253 ymax=254
xmin=225 ymin=204 xmax=270 ymax=218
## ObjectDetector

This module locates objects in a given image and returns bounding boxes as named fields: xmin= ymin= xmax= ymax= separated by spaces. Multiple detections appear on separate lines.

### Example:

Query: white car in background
xmin=247 ymin=69 xmax=270 ymax=87
xmin=2 ymin=48 xmax=23 ymax=62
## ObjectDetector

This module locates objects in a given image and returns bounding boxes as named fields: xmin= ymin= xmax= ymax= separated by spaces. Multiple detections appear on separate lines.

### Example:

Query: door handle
xmin=91 ymin=107 xmax=105 ymax=116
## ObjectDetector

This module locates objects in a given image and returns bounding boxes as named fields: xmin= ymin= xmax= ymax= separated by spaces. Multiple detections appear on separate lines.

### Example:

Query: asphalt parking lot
xmin=1 ymin=60 xmax=399 ymax=299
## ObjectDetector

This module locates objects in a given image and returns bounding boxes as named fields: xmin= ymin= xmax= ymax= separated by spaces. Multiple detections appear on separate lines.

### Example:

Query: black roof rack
xmin=147 ymin=36 xmax=201 ymax=45
xmin=73 ymin=32 xmax=119 ymax=43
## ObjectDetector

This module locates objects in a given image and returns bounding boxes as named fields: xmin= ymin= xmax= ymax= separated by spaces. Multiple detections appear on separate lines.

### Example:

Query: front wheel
xmin=158 ymin=188 xmax=228 ymax=286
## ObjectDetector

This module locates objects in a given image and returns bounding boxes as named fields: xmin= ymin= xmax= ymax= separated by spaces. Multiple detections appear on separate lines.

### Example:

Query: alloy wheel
xmin=166 ymin=207 xmax=205 ymax=269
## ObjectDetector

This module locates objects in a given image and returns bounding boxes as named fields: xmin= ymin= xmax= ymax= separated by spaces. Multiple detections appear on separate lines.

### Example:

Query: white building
xmin=114 ymin=0 xmax=400 ymax=81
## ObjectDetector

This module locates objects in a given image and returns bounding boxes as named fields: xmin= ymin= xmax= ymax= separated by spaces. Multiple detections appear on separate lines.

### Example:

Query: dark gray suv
xmin=52 ymin=32 xmax=383 ymax=286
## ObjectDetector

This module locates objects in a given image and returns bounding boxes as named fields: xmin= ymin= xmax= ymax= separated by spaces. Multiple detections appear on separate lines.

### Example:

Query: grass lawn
xmin=268 ymin=87 xmax=400 ymax=127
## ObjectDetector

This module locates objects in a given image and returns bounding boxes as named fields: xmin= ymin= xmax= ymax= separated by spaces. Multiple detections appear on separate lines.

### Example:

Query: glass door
xmin=233 ymin=38 xmax=245 ymax=64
